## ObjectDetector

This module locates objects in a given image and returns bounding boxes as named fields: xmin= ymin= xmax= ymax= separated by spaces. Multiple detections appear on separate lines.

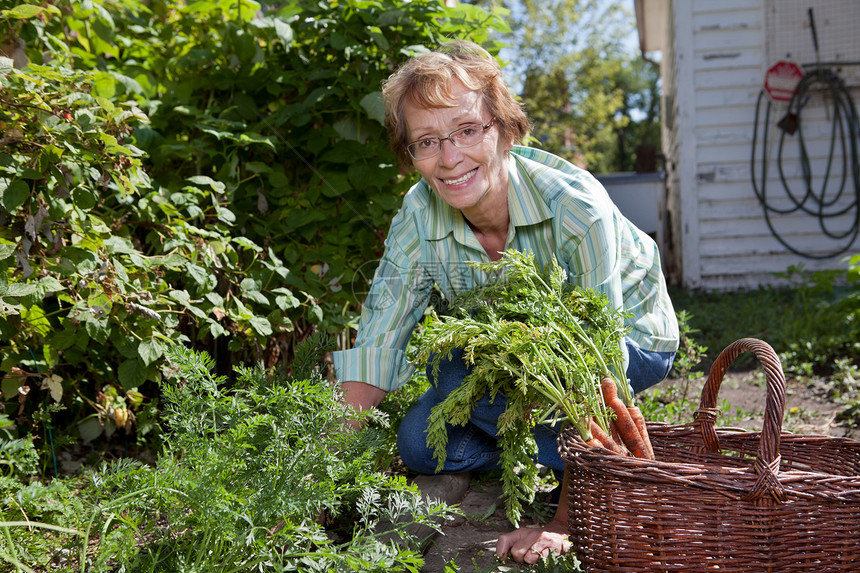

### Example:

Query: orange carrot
xmin=600 ymin=378 xmax=653 ymax=459
xmin=589 ymin=418 xmax=625 ymax=455
xmin=584 ymin=438 xmax=603 ymax=449
xmin=608 ymin=420 xmax=631 ymax=456
xmin=627 ymin=405 xmax=655 ymax=460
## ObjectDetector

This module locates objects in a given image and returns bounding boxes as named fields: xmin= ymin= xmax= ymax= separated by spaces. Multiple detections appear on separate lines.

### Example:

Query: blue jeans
xmin=396 ymin=339 xmax=675 ymax=474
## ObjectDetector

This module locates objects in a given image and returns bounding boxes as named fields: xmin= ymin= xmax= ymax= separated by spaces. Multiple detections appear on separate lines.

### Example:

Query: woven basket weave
xmin=558 ymin=337 xmax=860 ymax=572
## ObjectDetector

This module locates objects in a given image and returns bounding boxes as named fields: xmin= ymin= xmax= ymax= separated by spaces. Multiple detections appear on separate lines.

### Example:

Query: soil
xmin=419 ymin=372 xmax=857 ymax=573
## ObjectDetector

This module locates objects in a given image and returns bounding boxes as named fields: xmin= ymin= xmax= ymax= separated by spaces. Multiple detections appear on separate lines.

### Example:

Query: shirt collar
xmin=507 ymin=151 xmax=554 ymax=227
xmin=425 ymin=152 xmax=553 ymax=241
xmin=425 ymin=187 xmax=464 ymax=241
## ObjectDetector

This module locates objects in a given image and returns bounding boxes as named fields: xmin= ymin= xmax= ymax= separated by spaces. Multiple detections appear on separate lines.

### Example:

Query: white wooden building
xmin=634 ymin=0 xmax=860 ymax=290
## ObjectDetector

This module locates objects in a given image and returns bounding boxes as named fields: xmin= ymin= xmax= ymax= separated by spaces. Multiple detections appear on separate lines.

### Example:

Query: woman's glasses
xmin=406 ymin=118 xmax=496 ymax=160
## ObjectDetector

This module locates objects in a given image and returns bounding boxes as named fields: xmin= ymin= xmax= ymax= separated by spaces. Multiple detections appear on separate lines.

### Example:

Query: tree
xmin=486 ymin=0 xmax=661 ymax=172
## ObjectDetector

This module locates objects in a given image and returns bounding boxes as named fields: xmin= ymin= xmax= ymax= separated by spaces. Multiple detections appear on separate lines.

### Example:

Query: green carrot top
xmin=414 ymin=250 xmax=632 ymax=525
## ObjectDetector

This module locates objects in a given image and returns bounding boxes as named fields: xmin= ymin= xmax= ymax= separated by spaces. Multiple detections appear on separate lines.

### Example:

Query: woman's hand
xmin=495 ymin=519 xmax=571 ymax=564
xmin=496 ymin=468 xmax=572 ymax=563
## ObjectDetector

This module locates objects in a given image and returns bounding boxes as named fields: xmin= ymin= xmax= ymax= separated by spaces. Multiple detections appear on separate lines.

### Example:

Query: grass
xmin=634 ymin=266 xmax=860 ymax=430
xmin=667 ymin=264 xmax=859 ymax=376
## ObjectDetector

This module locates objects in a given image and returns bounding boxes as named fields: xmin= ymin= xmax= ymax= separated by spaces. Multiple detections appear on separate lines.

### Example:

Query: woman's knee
xmin=626 ymin=338 xmax=676 ymax=394
xmin=396 ymin=394 xmax=439 ymax=474
xmin=396 ymin=391 xmax=502 ymax=474
xmin=397 ymin=431 xmax=438 ymax=474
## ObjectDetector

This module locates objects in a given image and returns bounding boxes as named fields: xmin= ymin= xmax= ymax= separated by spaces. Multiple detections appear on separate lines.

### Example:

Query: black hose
xmin=751 ymin=66 xmax=860 ymax=259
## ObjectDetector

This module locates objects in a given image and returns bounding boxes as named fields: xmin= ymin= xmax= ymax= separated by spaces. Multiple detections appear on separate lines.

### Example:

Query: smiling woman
xmin=330 ymin=39 xmax=679 ymax=565
xmin=382 ymin=40 xmax=531 ymax=172
xmin=401 ymin=81 xmax=510 ymax=251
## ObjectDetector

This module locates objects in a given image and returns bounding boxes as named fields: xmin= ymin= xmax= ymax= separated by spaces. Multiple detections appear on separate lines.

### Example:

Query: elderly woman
xmin=331 ymin=40 xmax=679 ymax=563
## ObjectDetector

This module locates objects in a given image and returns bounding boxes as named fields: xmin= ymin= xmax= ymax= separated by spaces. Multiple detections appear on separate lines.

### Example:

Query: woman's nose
xmin=438 ymin=138 xmax=462 ymax=166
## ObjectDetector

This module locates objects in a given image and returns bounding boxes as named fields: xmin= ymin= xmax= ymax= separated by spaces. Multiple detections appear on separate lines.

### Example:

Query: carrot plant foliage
xmin=416 ymin=251 xmax=629 ymax=525
xmin=1 ymin=334 xmax=453 ymax=571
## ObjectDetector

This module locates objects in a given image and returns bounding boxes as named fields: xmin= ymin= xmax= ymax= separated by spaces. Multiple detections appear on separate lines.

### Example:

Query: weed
xmin=0 ymin=415 xmax=39 ymax=479
xmin=668 ymin=311 xmax=707 ymax=408
xmin=376 ymin=352 xmax=430 ymax=471
xmin=831 ymin=358 xmax=860 ymax=430
xmin=668 ymin=260 xmax=860 ymax=377
xmin=638 ymin=311 xmax=706 ymax=425
xmin=439 ymin=551 xmax=583 ymax=573
xmin=0 ymin=474 xmax=86 ymax=572
xmin=637 ymin=314 xmax=758 ymax=427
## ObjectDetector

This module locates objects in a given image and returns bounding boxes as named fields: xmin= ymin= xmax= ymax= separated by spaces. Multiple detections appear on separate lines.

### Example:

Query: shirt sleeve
xmin=331 ymin=208 xmax=433 ymax=393
xmin=512 ymin=147 xmax=677 ymax=387
xmin=561 ymin=213 xmax=632 ymax=378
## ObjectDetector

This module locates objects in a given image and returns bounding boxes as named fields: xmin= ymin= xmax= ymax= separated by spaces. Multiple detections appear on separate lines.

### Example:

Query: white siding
xmin=691 ymin=1 xmax=766 ymax=289
xmin=660 ymin=0 xmax=697 ymax=287
xmin=658 ymin=0 xmax=860 ymax=290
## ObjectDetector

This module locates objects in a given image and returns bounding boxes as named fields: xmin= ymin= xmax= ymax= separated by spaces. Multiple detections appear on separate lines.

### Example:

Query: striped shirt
xmin=332 ymin=146 xmax=679 ymax=392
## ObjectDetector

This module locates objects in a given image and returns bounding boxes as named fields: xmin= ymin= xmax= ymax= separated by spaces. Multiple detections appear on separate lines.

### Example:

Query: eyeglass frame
xmin=405 ymin=118 xmax=496 ymax=160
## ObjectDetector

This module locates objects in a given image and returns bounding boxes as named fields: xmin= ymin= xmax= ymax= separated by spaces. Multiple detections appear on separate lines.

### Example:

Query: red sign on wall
xmin=763 ymin=61 xmax=804 ymax=103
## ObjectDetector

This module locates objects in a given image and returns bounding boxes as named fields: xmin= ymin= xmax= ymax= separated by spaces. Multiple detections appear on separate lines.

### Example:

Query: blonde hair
xmin=381 ymin=40 xmax=530 ymax=171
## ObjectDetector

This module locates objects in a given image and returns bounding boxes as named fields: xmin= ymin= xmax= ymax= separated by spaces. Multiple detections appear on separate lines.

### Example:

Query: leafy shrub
xmin=1 ymin=334 xmax=454 ymax=572
xmin=0 ymin=0 xmax=509 ymax=461
xmin=0 ymin=33 xmax=173 ymax=450
xmin=0 ymin=413 xmax=38 ymax=477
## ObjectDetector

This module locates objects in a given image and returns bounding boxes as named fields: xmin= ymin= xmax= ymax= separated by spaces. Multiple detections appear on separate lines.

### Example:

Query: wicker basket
xmin=558 ymin=337 xmax=860 ymax=572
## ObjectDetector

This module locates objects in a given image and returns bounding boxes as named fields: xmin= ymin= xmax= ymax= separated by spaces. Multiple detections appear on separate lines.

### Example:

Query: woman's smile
xmin=443 ymin=168 xmax=478 ymax=187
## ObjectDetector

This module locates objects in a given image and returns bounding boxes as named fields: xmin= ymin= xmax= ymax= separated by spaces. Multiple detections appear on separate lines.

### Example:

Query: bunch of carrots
xmin=417 ymin=251 xmax=656 ymax=523
xmin=587 ymin=377 xmax=654 ymax=460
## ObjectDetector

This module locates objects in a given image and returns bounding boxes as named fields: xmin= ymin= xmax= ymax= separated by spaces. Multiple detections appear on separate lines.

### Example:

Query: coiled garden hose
xmin=751 ymin=65 xmax=860 ymax=259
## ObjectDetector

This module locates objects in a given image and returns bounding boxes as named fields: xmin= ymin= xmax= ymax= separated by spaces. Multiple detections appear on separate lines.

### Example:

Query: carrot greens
xmin=415 ymin=250 xmax=632 ymax=525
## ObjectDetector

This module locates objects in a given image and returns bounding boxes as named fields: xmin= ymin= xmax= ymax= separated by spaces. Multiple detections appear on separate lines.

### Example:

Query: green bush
xmin=0 ymin=37 xmax=172 ymax=451
xmin=0 ymin=0 xmax=509 ymax=461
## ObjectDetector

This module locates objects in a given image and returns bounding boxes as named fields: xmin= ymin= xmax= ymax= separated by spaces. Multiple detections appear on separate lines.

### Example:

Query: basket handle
xmin=693 ymin=338 xmax=787 ymax=502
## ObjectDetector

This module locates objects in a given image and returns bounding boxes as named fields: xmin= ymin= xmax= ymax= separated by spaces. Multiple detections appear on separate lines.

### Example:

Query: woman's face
xmin=402 ymin=81 xmax=512 ymax=215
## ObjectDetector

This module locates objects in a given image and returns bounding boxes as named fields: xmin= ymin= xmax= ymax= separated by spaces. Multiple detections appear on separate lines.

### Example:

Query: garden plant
xmin=1 ymin=333 xmax=454 ymax=571
xmin=0 ymin=0 xmax=508 ymax=465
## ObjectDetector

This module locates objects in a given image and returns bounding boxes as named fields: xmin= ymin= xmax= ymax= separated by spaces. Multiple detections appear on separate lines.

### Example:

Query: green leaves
xmin=847 ymin=254 xmax=860 ymax=284
xmin=78 ymin=338 xmax=453 ymax=570
xmin=0 ymin=0 xmax=512 ymax=468
xmin=118 ymin=359 xmax=147 ymax=390
xmin=417 ymin=250 xmax=629 ymax=525
xmin=360 ymin=91 xmax=385 ymax=124
xmin=138 ymin=338 xmax=164 ymax=366
xmin=1 ymin=4 xmax=61 ymax=20
xmin=0 ymin=179 xmax=28 ymax=213
xmin=0 ymin=414 xmax=39 ymax=478
xmin=506 ymin=0 xmax=660 ymax=172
